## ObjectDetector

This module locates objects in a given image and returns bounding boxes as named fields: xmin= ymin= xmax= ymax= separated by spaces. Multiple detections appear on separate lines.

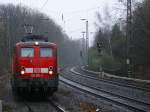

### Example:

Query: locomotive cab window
xmin=21 ymin=48 xmax=34 ymax=57
xmin=40 ymin=48 xmax=53 ymax=57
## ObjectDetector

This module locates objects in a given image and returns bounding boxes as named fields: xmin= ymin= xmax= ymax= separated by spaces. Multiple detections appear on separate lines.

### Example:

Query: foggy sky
xmin=0 ymin=0 xmax=128 ymax=45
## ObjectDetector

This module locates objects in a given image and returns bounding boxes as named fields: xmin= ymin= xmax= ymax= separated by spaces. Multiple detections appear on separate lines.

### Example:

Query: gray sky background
xmin=0 ymin=0 xmax=134 ymax=45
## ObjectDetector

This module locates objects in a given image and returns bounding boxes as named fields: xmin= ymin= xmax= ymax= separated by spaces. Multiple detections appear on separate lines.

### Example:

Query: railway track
xmin=60 ymin=67 xmax=150 ymax=112
xmin=70 ymin=67 xmax=150 ymax=103
xmin=23 ymin=99 xmax=65 ymax=112
xmin=72 ymin=67 xmax=150 ymax=92
xmin=0 ymin=74 xmax=66 ymax=112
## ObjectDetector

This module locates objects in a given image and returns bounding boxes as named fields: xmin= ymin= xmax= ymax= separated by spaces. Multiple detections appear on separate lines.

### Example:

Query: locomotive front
xmin=11 ymin=35 xmax=58 ymax=95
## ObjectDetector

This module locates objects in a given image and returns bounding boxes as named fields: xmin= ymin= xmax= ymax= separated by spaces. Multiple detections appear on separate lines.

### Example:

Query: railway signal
xmin=97 ymin=42 xmax=103 ymax=53
xmin=80 ymin=51 xmax=83 ymax=57
xmin=96 ymin=42 xmax=104 ymax=76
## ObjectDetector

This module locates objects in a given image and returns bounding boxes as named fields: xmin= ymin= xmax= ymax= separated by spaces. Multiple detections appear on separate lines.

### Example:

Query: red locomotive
xmin=11 ymin=35 xmax=58 ymax=96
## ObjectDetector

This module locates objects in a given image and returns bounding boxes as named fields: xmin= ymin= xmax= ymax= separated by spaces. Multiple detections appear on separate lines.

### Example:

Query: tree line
xmin=91 ymin=0 xmax=150 ymax=79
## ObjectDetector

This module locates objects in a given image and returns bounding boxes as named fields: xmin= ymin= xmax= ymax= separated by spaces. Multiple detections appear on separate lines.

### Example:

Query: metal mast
xmin=80 ymin=19 xmax=89 ymax=66
xmin=86 ymin=21 xmax=89 ymax=66
xmin=81 ymin=31 xmax=86 ymax=65
xmin=126 ymin=0 xmax=132 ymax=77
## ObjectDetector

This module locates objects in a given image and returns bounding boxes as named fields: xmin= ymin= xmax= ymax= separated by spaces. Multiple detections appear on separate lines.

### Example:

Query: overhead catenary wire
xmin=63 ymin=6 xmax=100 ymax=22
xmin=40 ymin=0 xmax=49 ymax=10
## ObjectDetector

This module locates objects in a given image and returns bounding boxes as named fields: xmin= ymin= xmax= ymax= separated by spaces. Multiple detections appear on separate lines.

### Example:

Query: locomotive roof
xmin=21 ymin=35 xmax=48 ymax=42
xmin=16 ymin=41 xmax=57 ymax=47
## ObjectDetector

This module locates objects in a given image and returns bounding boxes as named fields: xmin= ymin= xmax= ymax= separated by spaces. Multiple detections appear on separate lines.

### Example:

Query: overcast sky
xmin=0 ymin=0 xmax=129 ymax=45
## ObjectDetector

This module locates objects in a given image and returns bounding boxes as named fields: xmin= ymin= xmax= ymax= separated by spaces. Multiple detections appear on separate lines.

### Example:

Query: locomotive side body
xmin=11 ymin=39 xmax=58 ymax=95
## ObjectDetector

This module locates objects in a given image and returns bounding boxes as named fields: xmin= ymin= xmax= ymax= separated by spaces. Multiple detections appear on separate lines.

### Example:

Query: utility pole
xmin=85 ymin=20 xmax=89 ymax=66
xmin=81 ymin=31 xmax=86 ymax=65
xmin=82 ymin=31 xmax=85 ymax=51
xmin=126 ymin=0 xmax=132 ymax=77
xmin=80 ymin=19 xmax=89 ymax=66
xmin=7 ymin=16 xmax=11 ymax=69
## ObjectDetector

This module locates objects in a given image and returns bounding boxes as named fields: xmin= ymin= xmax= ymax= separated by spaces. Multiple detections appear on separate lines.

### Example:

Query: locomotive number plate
xmin=31 ymin=74 xmax=35 ymax=77
xmin=36 ymin=74 xmax=40 ymax=77
xmin=31 ymin=74 xmax=40 ymax=77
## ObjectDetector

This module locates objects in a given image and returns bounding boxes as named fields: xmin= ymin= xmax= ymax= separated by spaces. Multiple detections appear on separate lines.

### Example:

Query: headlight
xmin=49 ymin=66 xmax=53 ymax=75
xmin=21 ymin=70 xmax=25 ymax=75
xmin=49 ymin=70 xmax=53 ymax=75
xmin=35 ymin=41 xmax=39 ymax=45
xmin=21 ymin=66 xmax=25 ymax=75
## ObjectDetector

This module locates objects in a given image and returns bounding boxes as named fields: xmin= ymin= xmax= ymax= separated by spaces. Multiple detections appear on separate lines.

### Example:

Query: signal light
xmin=80 ymin=51 xmax=83 ymax=57
xmin=97 ymin=42 xmax=103 ymax=53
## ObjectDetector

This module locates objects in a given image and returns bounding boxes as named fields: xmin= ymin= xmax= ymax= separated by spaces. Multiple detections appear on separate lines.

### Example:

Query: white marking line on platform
xmin=0 ymin=100 xmax=2 ymax=112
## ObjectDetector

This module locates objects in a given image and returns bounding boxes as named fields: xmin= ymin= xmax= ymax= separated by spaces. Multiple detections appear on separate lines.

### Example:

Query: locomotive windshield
xmin=40 ymin=48 xmax=53 ymax=57
xmin=21 ymin=48 xmax=34 ymax=57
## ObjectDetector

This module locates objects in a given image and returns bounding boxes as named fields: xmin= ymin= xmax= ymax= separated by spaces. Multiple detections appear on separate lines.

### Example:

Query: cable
xmin=41 ymin=0 xmax=49 ymax=10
